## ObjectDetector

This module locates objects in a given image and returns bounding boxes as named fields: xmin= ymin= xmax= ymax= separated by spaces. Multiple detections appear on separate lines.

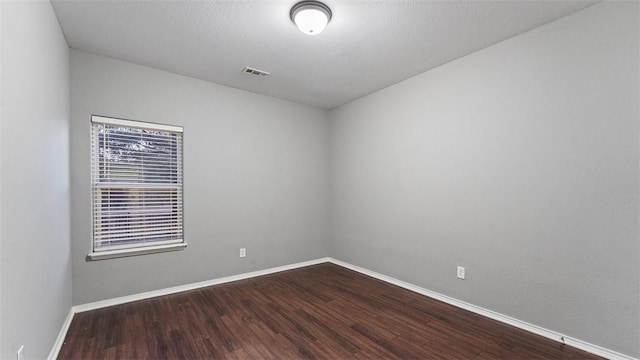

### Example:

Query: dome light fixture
xmin=290 ymin=1 xmax=332 ymax=36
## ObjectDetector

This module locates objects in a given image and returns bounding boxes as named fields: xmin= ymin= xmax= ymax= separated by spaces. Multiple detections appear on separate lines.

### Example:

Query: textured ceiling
xmin=51 ymin=0 xmax=597 ymax=109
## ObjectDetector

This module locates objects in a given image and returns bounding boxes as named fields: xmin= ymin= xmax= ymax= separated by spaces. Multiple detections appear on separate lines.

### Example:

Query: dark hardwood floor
xmin=59 ymin=263 xmax=602 ymax=359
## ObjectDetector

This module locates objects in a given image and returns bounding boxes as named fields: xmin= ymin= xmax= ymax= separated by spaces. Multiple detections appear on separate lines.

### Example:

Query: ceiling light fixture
xmin=290 ymin=1 xmax=332 ymax=36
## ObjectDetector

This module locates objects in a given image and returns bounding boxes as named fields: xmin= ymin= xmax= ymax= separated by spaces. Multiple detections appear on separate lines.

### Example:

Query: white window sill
xmin=87 ymin=243 xmax=188 ymax=261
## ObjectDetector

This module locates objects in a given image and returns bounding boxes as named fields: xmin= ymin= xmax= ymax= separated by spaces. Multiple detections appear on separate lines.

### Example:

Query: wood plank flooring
xmin=58 ymin=263 xmax=602 ymax=359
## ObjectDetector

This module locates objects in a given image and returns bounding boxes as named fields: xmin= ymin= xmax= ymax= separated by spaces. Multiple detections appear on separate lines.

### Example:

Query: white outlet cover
xmin=239 ymin=248 xmax=246 ymax=258
xmin=457 ymin=266 xmax=466 ymax=280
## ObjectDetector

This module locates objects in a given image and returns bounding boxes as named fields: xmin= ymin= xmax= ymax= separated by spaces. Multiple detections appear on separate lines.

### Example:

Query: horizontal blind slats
xmin=93 ymin=203 xmax=183 ymax=209
xmin=95 ymin=221 xmax=183 ymax=228
xmin=94 ymin=215 xmax=182 ymax=221
xmin=96 ymin=223 xmax=182 ymax=233
xmin=93 ymin=183 xmax=182 ymax=189
xmin=91 ymin=115 xmax=183 ymax=132
xmin=94 ymin=239 xmax=183 ymax=251
xmin=96 ymin=229 xmax=183 ymax=239
xmin=91 ymin=117 xmax=184 ymax=252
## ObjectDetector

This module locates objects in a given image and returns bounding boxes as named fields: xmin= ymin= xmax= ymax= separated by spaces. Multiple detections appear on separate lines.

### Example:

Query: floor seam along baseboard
xmin=48 ymin=257 xmax=636 ymax=360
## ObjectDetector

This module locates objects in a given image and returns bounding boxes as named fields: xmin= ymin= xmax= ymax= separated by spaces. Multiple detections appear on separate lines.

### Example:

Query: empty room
xmin=1 ymin=0 xmax=638 ymax=359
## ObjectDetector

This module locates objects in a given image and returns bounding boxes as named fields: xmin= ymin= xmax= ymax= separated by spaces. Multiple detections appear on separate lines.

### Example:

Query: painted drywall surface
xmin=0 ymin=2 xmax=3 ymax=355
xmin=70 ymin=50 xmax=330 ymax=304
xmin=0 ymin=1 xmax=71 ymax=359
xmin=330 ymin=2 xmax=639 ymax=357
xmin=0 ymin=2 xmax=4 ymax=355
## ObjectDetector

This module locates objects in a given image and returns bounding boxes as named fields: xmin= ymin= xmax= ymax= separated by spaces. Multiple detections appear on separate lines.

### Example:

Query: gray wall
xmin=330 ymin=2 xmax=639 ymax=357
xmin=26 ymin=1 xmax=636 ymax=358
xmin=70 ymin=50 xmax=330 ymax=305
xmin=0 ymin=1 xmax=72 ymax=359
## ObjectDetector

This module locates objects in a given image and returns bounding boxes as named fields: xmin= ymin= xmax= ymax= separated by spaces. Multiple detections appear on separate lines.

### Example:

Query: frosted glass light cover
xmin=294 ymin=8 xmax=329 ymax=35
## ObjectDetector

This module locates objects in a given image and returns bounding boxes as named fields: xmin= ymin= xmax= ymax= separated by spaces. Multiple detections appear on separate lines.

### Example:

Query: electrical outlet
xmin=457 ymin=266 xmax=466 ymax=280
xmin=17 ymin=346 xmax=24 ymax=360
xmin=239 ymin=248 xmax=246 ymax=258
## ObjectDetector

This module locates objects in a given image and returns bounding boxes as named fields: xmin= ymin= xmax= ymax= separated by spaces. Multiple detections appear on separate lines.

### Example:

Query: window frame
xmin=87 ymin=115 xmax=186 ymax=261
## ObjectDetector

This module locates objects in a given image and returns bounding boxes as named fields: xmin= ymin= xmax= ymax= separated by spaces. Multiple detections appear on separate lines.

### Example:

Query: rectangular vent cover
xmin=243 ymin=67 xmax=270 ymax=78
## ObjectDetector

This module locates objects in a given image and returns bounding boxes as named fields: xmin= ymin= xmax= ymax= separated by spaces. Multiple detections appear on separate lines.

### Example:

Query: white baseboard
xmin=49 ymin=256 xmax=637 ymax=360
xmin=47 ymin=307 xmax=74 ymax=360
xmin=74 ymin=257 xmax=331 ymax=313
xmin=327 ymin=258 xmax=637 ymax=360
xmin=48 ymin=257 xmax=330 ymax=359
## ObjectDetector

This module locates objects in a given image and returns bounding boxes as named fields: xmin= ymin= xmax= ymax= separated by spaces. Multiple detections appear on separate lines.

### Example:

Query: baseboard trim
xmin=327 ymin=258 xmax=637 ymax=360
xmin=48 ymin=257 xmax=330 ymax=359
xmin=49 ymin=256 xmax=636 ymax=360
xmin=74 ymin=257 xmax=331 ymax=313
xmin=47 ymin=307 xmax=74 ymax=360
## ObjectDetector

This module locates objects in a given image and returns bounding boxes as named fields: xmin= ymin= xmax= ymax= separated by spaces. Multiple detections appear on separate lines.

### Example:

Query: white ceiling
xmin=51 ymin=0 xmax=597 ymax=109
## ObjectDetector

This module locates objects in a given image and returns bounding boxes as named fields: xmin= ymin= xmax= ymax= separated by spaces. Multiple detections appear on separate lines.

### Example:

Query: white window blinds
xmin=91 ymin=115 xmax=184 ymax=253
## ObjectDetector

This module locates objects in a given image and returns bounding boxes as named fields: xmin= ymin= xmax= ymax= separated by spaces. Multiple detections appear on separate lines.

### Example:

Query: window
xmin=88 ymin=115 xmax=185 ymax=260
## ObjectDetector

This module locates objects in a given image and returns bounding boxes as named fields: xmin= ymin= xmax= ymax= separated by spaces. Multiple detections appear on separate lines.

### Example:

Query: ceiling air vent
xmin=243 ymin=67 xmax=270 ymax=78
